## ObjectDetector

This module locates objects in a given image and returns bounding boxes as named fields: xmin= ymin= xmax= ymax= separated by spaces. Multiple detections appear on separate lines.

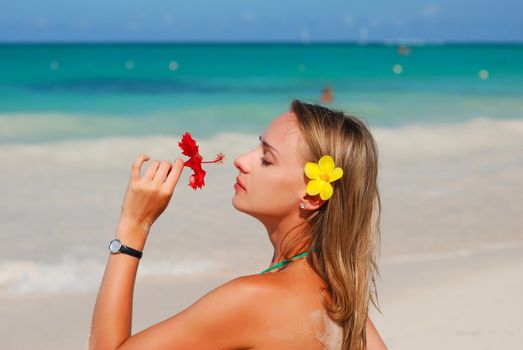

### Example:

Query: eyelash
xmin=260 ymin=156 xmax=271 ymax=166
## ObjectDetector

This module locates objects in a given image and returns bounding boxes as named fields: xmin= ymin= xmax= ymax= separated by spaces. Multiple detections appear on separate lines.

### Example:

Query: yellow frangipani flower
xmin=304 ymin=155 xmax=344 ymax=200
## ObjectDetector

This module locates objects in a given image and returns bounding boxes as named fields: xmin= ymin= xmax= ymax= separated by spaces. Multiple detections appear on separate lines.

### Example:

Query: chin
xmin=231 ymin=196 xmax=255 ymax=216
xmin=231 ymin=195 xmax=244 ymax=212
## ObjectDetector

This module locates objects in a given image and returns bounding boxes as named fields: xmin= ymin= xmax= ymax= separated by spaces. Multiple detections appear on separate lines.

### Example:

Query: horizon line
xmin=0 ymin=39 xmax=522 ymax=46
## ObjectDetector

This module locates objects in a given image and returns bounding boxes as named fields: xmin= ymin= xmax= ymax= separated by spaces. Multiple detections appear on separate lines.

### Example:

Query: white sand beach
xmin=0 ymin=117 xmax=522 ymax=349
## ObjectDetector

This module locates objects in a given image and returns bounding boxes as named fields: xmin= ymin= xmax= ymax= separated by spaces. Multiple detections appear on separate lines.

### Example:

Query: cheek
xmin=254 ymin=169 xmax=303 ymax=208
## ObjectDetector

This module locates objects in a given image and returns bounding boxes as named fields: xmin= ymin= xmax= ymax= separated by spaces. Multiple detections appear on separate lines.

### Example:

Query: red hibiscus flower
xmin=178 ymin=132 xmax=225 ymax=190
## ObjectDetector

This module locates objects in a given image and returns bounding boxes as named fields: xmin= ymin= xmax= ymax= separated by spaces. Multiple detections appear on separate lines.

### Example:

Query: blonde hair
xmin=280 ymin=99 xmax=382 ymax=350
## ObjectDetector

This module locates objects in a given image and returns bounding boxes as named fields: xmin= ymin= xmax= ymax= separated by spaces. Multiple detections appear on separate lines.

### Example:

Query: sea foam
xmin=0 ymin=256 xmax=224 ymax=296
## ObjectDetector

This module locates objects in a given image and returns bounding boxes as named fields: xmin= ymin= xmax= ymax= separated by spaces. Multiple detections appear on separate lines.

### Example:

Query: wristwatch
xmin=108 ymin=239 xmax=143 ymax=260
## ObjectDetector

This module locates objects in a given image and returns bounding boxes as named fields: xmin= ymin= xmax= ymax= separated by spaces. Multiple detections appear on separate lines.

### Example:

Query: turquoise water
xmin=1 ymin=43 xmax=522 ymax=143
xmin=2 ymin=44 xmax=523 ymax=295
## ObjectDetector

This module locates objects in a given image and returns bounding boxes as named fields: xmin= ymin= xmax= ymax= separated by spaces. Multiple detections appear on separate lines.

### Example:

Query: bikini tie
xmin=259 ymin=251 xmax=308 ymax=274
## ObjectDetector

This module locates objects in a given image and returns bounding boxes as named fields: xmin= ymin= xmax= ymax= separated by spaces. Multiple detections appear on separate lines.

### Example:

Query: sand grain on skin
xmin=310 ymin=309 xmax=343 ymax=350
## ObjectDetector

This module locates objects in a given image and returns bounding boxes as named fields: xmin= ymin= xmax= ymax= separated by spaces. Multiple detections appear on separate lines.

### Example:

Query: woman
xmin=89 ymin=100 xmax=387 ymax=350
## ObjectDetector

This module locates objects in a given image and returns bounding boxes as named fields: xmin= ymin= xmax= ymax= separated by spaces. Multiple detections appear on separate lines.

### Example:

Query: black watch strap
xmin=120 ymin=243 xmax=143 ymax=259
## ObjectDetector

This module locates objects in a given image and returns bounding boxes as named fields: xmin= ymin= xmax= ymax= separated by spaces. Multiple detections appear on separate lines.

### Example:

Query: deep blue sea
xmin=0 ymin=43 xmax=522 ymax=143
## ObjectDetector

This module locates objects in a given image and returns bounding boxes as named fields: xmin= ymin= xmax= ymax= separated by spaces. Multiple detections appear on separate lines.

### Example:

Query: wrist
xmin=118 ymin=217 xmax=152 ymax=232
xmin=115 ymin=220 xmax=150 ymax=252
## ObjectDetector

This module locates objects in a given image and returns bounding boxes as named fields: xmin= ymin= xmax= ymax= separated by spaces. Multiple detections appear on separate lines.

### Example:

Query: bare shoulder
xmin=366 ymin=317 xmax=388 ymax=350
xmin=114 ymin=273 xmax=277 ymax=350
xmin=209 ymin=272 xmax=283 ymax=303
xmin=185 ymin=272 xmax=284 ymax=315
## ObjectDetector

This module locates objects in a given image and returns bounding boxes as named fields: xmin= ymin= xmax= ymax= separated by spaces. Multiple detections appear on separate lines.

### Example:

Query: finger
xmin=131 ymin=154 xmax=150 ymax=181
xmin=143 ymin=159 xmax=161 ymax=181
xmin=164 ymin=158 xmax=184 ymax=193
xmin=153 ymin=160 xmax=173 ymax=183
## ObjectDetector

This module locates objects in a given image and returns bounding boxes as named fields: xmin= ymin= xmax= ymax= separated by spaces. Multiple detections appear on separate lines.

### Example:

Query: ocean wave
xmin=0 ymin=256 xmax=224 ymax=296
xmin=0 ymin=115 xmax=521 ymax=164
xmin=382 ymin=241 xmax=523 ymax=265
xmin=372 ymin=116 xmax=523 ymax=160
xmin=2 ymin=242 xmax=522 ymax=296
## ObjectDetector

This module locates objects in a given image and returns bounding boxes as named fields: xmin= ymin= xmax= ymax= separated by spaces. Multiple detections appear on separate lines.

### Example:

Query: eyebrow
xmin=259 ymin=135 xmax=279 ymax=154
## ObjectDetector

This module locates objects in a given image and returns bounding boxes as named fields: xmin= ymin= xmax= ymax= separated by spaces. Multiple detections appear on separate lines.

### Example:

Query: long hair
xmin=280 ymin=99 xmax=382 ymax=350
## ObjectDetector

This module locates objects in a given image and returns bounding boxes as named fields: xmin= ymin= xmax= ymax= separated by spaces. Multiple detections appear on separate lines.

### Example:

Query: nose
xmin=234 ymin=153 xmax=249 ymax=173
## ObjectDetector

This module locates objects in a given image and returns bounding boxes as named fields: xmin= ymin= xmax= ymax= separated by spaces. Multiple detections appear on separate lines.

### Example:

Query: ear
xmin=301 ymin=193 xmax=326 ymax=211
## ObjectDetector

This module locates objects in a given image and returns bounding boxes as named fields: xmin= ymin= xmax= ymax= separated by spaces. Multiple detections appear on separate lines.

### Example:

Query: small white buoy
xmin=393 ymin=64 xmax=403 ymax=74
xmin=479 ymin=69 xmax=489 ymax=80
xmin=169 ymin=60 xmax=179 ymax=71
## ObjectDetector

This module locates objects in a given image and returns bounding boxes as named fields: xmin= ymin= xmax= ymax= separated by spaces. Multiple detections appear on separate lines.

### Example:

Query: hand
xmin=118 ymin=155 xmax=185 ymax=235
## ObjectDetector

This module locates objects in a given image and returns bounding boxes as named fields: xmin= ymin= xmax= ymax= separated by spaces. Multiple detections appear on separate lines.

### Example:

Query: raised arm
xmin=88 ymin=155 xmax=261 ymax=349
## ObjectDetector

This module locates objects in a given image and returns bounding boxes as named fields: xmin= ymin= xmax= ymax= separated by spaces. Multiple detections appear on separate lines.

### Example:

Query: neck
xmin=262 ymin=214 xmax=310 ymax=266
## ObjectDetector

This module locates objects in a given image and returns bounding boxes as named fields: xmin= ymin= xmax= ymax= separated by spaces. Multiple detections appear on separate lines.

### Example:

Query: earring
xmin=299 ymin=202 xmax=305 ymax=209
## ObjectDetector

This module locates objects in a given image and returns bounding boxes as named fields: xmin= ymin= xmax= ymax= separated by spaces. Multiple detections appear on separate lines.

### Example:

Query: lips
xmin=235 ymin=176 xmax=246 ymax=190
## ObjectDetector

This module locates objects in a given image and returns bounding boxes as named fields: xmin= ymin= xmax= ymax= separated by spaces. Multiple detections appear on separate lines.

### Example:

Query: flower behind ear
xmin=304 ymin=155 xmax=343 ymax=200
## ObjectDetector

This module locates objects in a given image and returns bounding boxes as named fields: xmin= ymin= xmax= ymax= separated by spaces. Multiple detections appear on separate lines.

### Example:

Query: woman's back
xmin=245 ymin=259 xmax=343 ymax=350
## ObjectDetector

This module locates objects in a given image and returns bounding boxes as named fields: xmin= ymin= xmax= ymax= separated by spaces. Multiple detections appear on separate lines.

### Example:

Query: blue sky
xmin=1 ymin=0 xmax=521 ymax=43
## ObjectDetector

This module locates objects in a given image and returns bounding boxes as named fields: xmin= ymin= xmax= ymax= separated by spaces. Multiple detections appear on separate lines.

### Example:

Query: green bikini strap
xmin=259 ymin=251 xmax=309 ymax=274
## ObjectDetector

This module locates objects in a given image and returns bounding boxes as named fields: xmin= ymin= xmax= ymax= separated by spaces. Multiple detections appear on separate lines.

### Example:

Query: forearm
xmin=89 ymin=222 xmax=149 ymax=350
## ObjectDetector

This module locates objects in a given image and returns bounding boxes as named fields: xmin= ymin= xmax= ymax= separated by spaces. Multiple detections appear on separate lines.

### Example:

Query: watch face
xmin=109 ymin=239 xmax=122 ymax=253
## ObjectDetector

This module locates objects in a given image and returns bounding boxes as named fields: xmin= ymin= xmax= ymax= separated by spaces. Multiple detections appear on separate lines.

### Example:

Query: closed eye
xmin=260 ymin=156 xmax=271 ymax=166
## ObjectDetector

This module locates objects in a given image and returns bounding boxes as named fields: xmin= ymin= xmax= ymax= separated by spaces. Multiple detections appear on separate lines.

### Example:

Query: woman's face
xmin=232 ymin=112 xmax=308 ymax=221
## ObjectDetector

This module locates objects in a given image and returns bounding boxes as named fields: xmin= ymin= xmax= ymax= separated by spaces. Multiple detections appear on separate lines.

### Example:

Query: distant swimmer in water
xmin=321 ymin=86 xmax=333 ymax=104
xmin=397 ymin=45 xmax=411 ymax=56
